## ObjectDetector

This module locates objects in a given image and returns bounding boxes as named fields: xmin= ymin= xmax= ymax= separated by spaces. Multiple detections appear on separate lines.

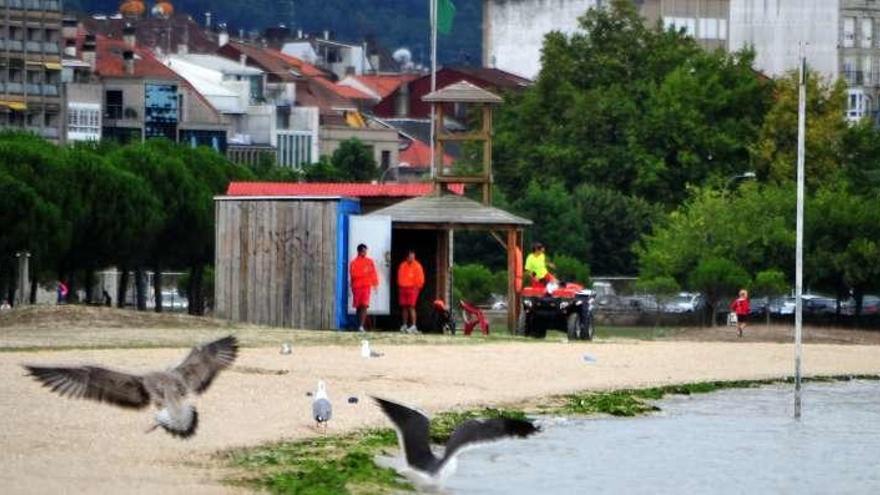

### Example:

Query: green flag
xmin=437 ymin=0 xmax=456 ymax=35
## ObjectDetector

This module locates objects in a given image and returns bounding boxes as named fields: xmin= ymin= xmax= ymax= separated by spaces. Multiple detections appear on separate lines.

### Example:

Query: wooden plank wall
xmin=215 ymin=199 xmax=338 ymax=329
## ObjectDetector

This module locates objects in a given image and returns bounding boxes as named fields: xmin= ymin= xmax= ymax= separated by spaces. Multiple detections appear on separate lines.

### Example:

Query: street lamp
xmin=726 ymin=171 xmax=756 ymax=190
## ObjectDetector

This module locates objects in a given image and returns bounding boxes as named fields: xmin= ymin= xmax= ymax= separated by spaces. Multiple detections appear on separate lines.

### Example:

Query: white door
xmin=348 ymin=215 xmax=392 ymax=315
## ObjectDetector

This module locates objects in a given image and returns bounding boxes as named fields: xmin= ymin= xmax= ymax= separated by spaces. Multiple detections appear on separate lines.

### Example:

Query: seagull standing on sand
xmin=312 ymin=380 xmax=332 ymax=432
xmin=373 ymin=397 xmax=539 ymax=484
xmin=361 ymin=339 xmax=382 ymax=358
xmin=24 ymin=335 xmax=238 ymax=439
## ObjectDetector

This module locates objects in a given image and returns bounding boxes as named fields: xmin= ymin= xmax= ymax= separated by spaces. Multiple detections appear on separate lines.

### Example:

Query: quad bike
xmin=517 ymin=279 xmax=595 ymax=340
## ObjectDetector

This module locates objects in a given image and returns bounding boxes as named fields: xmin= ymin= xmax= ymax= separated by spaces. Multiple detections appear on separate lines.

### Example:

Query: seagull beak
xmin=145 ymin=423 xmax=160 ymax=434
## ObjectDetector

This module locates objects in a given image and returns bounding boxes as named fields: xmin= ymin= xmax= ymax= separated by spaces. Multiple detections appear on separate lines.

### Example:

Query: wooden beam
xmin=489 ymin=230 xmax=506 ymax=250
xmin=507 ymin=229 xmax=517 ymax=334
xmin=434 ymin=175 xmax=492 ymax=184
xmin=437 ymin=131 xmax=491 ymax=142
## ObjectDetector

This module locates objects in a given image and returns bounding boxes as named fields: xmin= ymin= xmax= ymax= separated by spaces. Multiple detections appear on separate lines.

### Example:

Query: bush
xmin=453 ymin=264 xmax=506 ymax=304
xmin=553 ymin=254 xmax=590 ymax=284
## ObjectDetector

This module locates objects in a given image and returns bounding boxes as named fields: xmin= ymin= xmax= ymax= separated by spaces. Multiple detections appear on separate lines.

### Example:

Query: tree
xmin=750 ymin=70 xmax=848 ymax=186
xmin=508 ymin=180 xmax=589 ymax=262
xmin=688 ymin=257 xmax=750 ymax=326
xmin=494 ymin=0 xmax=771 ymax=206
xmin=572 ymin=185 xmax=658 ymax=275
xmin=331 ymin=138 xmax=377 ymax=182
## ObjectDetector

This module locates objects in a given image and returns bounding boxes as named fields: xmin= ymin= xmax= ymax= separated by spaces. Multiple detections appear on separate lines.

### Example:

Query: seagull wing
xmin=24 ymin=365 xmax=150 ymax=409
xmin=173 ymin=335 xmax=239 ymax=394
xmin=373 ymin=397 xmax=438 ymax=472
xmin=442 ymin=418 xmax=539 ymax=463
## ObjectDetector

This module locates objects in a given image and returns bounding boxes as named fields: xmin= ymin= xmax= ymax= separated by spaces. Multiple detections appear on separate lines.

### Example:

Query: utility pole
xmin=429 ymin=0 xmax=438 ymax=179
xmin=794 ymin=47 xmax=807 ymax=420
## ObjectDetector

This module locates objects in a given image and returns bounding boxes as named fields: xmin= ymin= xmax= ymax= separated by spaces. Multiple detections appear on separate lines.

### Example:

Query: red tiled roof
xmin=399 ymin=139 xmax=454 ymax=169
xmin=95 ymin=35 xmax=178 ymax=79
xmin=267 ymin=49 xmax=327 ymax=78
xmin=356 ymin=74 xmax=419 ymax=99
xmin=332 ymin=82 xmax=374 ymax=100
xmin=226 ymin=182 xmax=463 ymax=197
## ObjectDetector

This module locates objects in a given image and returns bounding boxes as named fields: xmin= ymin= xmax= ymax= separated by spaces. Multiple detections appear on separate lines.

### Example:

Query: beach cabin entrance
xmin=347 ymin=215 xmax=392 ymax=315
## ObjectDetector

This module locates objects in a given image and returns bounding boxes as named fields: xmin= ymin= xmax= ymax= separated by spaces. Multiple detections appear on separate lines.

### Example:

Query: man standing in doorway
xmin=350 ymin=243 xmax=379 ymax=332
xmin=397 ymin=250 xmax=425 ymax=334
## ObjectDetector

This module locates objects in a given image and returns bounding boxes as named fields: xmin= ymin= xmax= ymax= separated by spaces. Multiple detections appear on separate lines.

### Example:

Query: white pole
xmin=794 ymin=47 xmax=806 ymax=419
xmin=429 ymin=0 xmax=438 ymax=179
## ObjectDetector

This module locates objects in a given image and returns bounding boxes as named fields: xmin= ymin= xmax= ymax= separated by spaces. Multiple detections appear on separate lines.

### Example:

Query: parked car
xmin=842 ymin=295 xmax=880 ymax=316
xmin=664 ymin=292 xmax=705 ymax=313
xmin=748 ymin=296 xmax=769 ymax=316
xmin=802 ymin=294 xmax=837 ymax=316
xmin=768 ymin=296 xmax=795 ymax=315
xmin=161 ymin=290 xmax=188 ymax=311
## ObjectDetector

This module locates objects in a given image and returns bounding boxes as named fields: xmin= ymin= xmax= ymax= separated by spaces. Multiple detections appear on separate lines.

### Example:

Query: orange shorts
xmin=398 ymin=287 xmax=420 ymax=307
xmin=352 ymin=287 xmax=371 ymax=308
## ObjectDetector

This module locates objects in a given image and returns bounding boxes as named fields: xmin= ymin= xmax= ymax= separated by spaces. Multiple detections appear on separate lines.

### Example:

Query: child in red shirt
xmin=730 ymin=289 xmax=750 ymax=338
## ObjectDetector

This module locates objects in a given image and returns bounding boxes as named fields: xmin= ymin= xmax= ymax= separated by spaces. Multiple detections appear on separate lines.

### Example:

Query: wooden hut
xmin=214 ymin=195 xmax=360 ymax=329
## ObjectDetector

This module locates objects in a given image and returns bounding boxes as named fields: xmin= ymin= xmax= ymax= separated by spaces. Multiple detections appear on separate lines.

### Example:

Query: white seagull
xmin=361 ymin=339 xmax=383 ymax=358
xmin=373 ymin=397 xmax=539 ymax=484
xmin=24 ymin=335 xmax=238 ymax=439
xmin=312 ymin=380 xmax=333 ymax=432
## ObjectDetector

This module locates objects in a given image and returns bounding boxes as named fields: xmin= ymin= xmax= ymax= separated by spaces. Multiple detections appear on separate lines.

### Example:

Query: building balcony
xmin=25 ymin=83 xmax=40 ymax=94
xmin=25 ymin=41 xmax=42 ymax=52
xmin=0 ymin=0 xmax=60 ymax=12
xmin=4 ymin=40 xmax=24 ymax=52
xmin=41 ymin=126 xmax=59 ymax=139
xmin=41 ymin=83 xmax=58 ymax=96
xmin=6 ymin=82 xmax=23 ymax=94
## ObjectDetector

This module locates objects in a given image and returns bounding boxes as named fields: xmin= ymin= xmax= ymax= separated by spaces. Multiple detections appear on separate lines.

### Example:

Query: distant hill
xmin=65 ymin=0 xmax=482 ymax=65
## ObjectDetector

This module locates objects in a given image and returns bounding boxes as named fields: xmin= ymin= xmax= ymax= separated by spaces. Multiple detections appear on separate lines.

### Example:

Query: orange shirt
xmin=350 ymin=255 xmax=379 ymax=289
xmin=397 ymin=259 xmax=425 ymax=289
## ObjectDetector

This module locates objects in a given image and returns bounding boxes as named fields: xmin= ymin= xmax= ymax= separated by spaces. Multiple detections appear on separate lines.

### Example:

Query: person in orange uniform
xmin=350 ymin=243 xmax=379 ymax=332
xmin=397 ymin=250 xmax=425 ymax=334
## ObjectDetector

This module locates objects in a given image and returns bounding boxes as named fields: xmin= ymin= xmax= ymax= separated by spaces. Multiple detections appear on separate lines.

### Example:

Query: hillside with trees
xmin=64 ymin=0 xmax=482 ymax=65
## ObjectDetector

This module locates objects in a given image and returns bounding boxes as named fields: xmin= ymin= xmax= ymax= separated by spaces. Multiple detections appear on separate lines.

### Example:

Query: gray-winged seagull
xmin=24 ymin=335 xmax=238 ymax=439
xmin=373 ymin=397 xmax=539 ymax=484
xmin=312 ymin=380 xmax=332 ymax=432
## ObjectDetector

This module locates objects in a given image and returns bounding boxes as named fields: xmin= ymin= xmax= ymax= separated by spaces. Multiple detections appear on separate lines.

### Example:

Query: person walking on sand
xmin=397 ymin=250 xmax=425 ymax=334
xmin=350 ymin=243 xmax=379 ymax=333
xmin=730 ymin=289 xmax=750 ymax=338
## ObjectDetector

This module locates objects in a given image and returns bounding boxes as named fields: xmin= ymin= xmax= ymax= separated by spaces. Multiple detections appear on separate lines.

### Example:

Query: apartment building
xmin=0 ymin=0 xmax=63 ymax=141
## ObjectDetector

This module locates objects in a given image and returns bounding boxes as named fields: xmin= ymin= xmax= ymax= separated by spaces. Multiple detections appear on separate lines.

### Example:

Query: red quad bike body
xmin=518 ymin=279 xmax=595 ymax=340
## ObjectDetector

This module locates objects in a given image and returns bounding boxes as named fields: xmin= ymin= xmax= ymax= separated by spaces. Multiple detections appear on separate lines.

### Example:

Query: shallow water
xmin=446 ymin=380 xmax=880 ymax=494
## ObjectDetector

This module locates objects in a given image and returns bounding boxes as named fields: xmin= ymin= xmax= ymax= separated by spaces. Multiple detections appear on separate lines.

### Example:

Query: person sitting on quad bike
xmin=525 ymin=242 xmax=556 ymax=286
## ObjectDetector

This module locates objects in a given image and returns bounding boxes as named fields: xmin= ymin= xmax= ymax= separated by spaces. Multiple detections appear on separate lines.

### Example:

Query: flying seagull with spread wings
xmin=24 ymin=335 xmax=238 ymax=439
xmin=373 ymin=397 xmax=539 ymax=483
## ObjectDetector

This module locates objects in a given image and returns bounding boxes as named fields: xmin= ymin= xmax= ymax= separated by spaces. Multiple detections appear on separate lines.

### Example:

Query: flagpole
xmin=794 ymin=44 xmax=806 ymax=420
xmin=429 ymin=0 xmax=438 ymax=180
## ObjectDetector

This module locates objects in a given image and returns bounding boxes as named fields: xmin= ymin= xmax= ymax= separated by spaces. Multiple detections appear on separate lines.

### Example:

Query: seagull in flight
xmin=373 ymin=397 xmax=539 ymax=484
xmin=24 ymin=335 xmax=238 ymax=439
xmin=312 ymin=380 xmax=332 ymax=432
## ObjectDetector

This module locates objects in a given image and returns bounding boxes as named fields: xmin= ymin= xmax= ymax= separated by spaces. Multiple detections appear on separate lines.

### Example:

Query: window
xmin=862 ymin=18 xmax=874 ymax=48
xmin=104 ymin=90 xmax=123 ymax=119
xmin=864 ymin=56 xmax=873 ymax=86
xmin=844 ymin=56 xmax=858 ymax=85
xmin=67 ymin=103 xmax=100 ymax=141
xmin=381 ymin=150 xmax=391 ymax=169
xmin=144 ymin=83 xmax=178 ymax=140
xmin=249 ymin=75 xmax=264 ymax=103
xmin=847 ymin=89 xmax=869 ymax=121
xmin=844 ymin=17 xmax=856 ymax=48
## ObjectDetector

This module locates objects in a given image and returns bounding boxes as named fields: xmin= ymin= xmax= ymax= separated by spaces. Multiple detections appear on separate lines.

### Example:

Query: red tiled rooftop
xmin=226 ymin=182 xmax=463 ymax=197
xmin=95 ymin=35 xmax=178 ymax=79
xmin=356 ymin=74 xmax=420 ymax=99
xmin=399 ymin=139 xmax=454 ymax=169
xmin=267 ymin=49 xmax=327 ymax=78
